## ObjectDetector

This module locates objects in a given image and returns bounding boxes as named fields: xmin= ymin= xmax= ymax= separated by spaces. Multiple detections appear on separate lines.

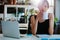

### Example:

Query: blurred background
xmin=0 ymin=0 xmax=60 ymax=35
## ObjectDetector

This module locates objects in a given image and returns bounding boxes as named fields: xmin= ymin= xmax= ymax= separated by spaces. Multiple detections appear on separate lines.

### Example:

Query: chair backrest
xmin=1 ymin=21 xmax=20 ymax=39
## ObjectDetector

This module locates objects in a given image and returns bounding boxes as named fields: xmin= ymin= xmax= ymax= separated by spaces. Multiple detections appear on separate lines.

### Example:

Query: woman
xmin=30 ymin=0 xmax=54 ymax=35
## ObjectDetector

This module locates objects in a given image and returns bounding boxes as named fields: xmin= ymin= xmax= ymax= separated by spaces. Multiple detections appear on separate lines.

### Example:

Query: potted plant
xmin=29 ymin=8 xmax=35 ymax=15
xmin=25 ymin=0 xmax=30 ymax=5
xmin=24 ymin=9 xmax=28 ymax=23
xmin=54 ymin=17 xmax=58 ymax=27
xmin=54 ymin=17 xmax=58 ymax=34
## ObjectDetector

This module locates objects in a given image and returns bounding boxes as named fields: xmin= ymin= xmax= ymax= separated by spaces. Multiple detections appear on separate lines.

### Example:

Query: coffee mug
xmin=43 ymin=12 xmax=48 ymax=20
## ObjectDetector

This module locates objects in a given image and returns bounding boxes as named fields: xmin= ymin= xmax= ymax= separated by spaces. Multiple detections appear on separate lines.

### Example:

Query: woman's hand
xmin=36 ymin=11 xmax=45 ymax=23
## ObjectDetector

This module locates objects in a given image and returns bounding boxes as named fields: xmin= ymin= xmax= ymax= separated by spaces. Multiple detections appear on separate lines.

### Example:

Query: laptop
xmin=1 ymin=21 xmax=20 ymax=39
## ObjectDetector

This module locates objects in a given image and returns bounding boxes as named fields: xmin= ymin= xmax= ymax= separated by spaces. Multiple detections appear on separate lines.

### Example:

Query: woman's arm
xmin=30 ymin=16 xmax=38 ymax=35
xmin=48 ymin=13 xmax=54 ymax=35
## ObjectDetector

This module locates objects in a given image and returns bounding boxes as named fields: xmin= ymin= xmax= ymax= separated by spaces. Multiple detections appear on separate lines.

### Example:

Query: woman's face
xmin=40 ymin=2 xmax=49 ymax=12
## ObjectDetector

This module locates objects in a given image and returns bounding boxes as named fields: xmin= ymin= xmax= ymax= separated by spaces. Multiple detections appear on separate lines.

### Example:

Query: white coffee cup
xmin=43 ymin=12 xmax=48 ymax=20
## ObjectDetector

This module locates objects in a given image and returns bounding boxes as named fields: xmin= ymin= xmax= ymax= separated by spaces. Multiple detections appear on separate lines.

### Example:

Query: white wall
xmin=55 ymin=0 xmax=60 ymax=21
xmin=47 ymin=0 xmax=54 ymax=6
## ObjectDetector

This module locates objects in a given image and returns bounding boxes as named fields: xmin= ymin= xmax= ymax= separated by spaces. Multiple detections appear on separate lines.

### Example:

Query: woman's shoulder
xmin=29 ymin=15 xmax=37 ymax=21
xmin=29 ymin=15 xmax=34 ymax=20
xmin=48 ymin=13 xmax=54 ymax=20
xmin=30 ymin=15 xmax=36 ymax=18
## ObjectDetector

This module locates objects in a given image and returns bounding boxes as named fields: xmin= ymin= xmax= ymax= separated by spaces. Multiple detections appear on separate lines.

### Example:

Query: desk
xmin=0 ymin=34 xmax=39 ymax=40
xmin=0 ymin=34 xmax=60 ymax=40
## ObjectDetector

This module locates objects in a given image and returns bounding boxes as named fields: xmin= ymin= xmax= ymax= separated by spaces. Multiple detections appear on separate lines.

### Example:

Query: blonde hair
xmin=38 ymin=0 xmax=49 ymax=10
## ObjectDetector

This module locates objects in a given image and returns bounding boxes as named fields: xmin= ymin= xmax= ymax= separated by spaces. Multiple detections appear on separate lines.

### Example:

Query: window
xmin=47 ymin=0 xmax=54 ymax=13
